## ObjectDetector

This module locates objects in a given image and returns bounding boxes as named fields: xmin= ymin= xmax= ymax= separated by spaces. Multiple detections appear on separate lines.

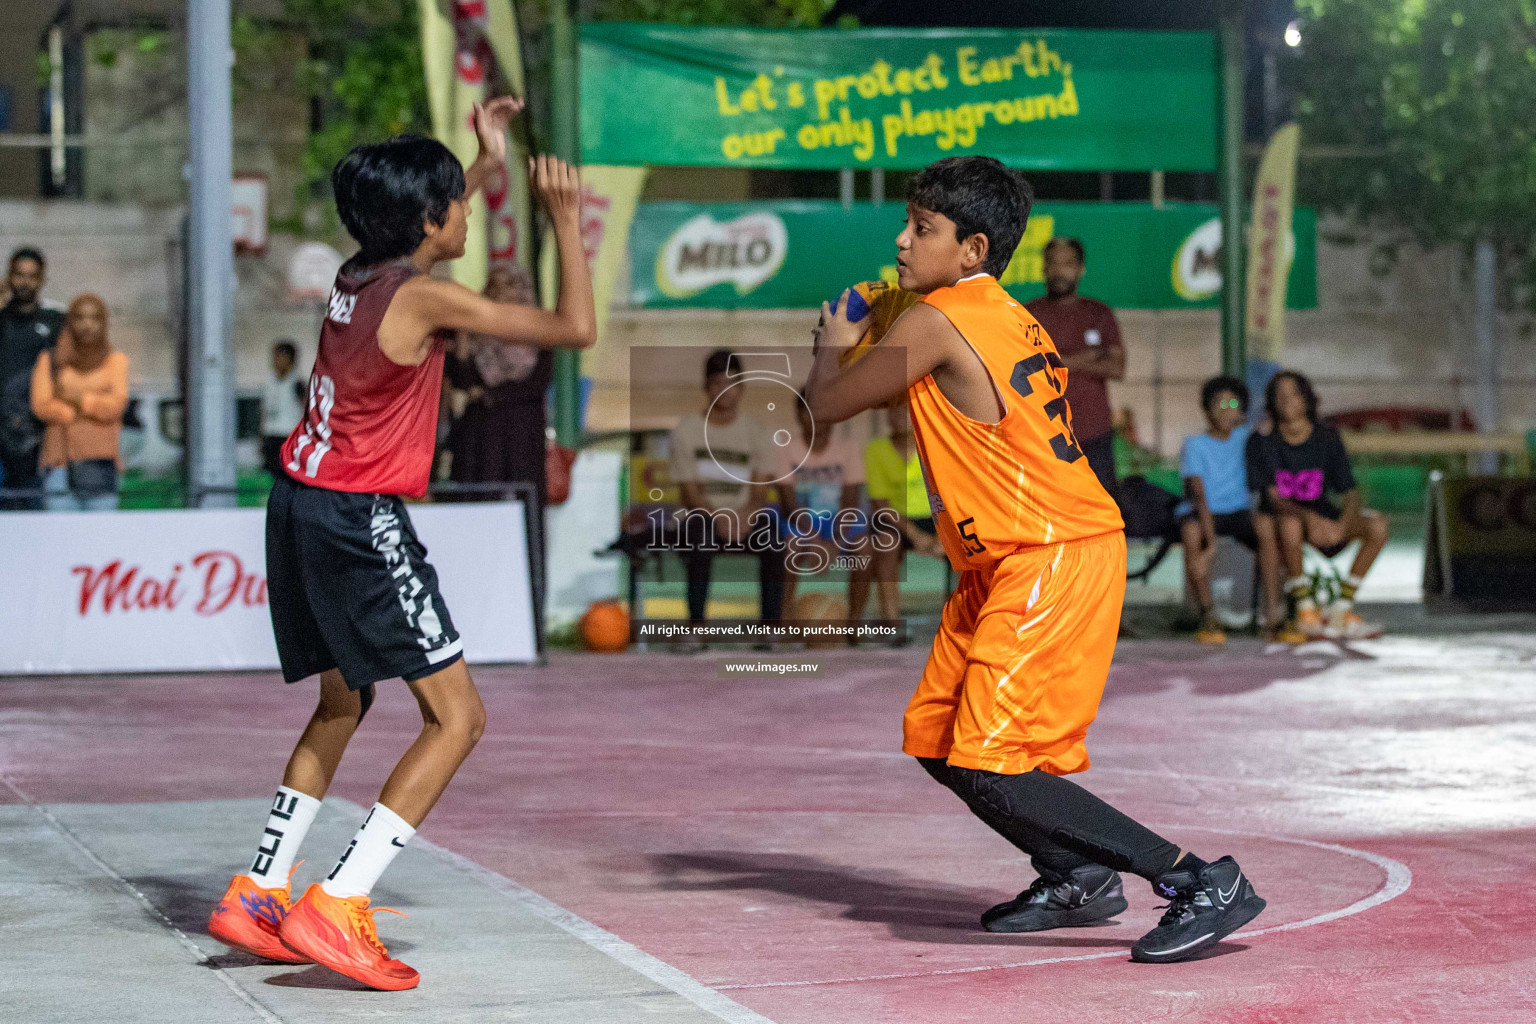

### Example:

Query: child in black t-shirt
xmin=1247 ymin=371 xmax=1388 ymax=642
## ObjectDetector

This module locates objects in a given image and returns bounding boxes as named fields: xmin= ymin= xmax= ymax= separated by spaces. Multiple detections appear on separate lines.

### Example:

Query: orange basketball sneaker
xmin=208 ymin=873 xmax=311 ymax=964
xmin=279 ymin=884 xmax=418 ymax=991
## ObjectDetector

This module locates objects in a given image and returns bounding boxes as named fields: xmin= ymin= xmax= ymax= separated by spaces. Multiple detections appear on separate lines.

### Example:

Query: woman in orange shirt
xmin=30 ymin=294 xmax=129 ymax=511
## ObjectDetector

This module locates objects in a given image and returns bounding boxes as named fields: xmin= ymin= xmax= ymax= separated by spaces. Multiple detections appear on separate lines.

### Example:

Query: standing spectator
xmin=261 ymin=340 xmax=306 ymax=478
xmin=668 ymin=349 xmax=786 ymax=634
xmin=852 ymin=401 xmax=942 ymax=631
xmin=1177 ymin=376 xmax=1269 ymax=645
xmin=1249 ymin=370 xmax=1388 ymax=642
xmin=1025 ymin=237 xmax=1125 ymax=501
xmin=1 ymin=248 xmax=66 ymax=509
xmin=449 ymin=266 xmax=552 ymax=505
xmin=778 ymin=395 xmax=865 ymax=614
xmin=30 ymin=295 xmax=129 ymax=511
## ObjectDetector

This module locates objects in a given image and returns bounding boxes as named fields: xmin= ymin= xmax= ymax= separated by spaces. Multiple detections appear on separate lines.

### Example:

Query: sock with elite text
xmin=1286 ymin=575 xmax=1315 ymax=612
xmin=246 ymin=786 xmax=321 ymax=889
xmin=321 ymin=802 xmax=416 ymax=900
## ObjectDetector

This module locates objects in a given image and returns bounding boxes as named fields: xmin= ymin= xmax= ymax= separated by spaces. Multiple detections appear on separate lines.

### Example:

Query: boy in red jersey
xmin=207 ymin=97 xmax=596 ymax=990
xmin=806 ymin=156 xmax=1263 ymax=964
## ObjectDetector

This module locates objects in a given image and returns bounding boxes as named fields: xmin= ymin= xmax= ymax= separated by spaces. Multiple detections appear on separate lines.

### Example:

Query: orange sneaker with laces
xmin=279 ymin=884 xmax=419 ymax=991
xmin=208 ymin=873 xmax=311 ymax=963
xmin=1295 ymin=605 xmax=1325 ymax=638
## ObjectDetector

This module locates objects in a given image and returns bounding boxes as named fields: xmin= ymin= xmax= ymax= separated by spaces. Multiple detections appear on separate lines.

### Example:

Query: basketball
xmin=833 ymin=280 xmax=925 ymax=368
xmin=580 ymin=600 xmax=631 ymax=653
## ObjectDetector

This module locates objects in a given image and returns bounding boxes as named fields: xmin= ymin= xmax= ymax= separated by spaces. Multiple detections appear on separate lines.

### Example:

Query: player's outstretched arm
xmin=804 ymin=295 xmax=955 ymax=424
xmin=388 ymin=157 xmax=597 ymax=358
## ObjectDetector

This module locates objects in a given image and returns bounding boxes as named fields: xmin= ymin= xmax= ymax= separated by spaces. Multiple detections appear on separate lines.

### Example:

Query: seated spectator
xmin=1177 ymin=375 xmax=1270 ymax=645
xmin=260 ymin=340 xmax=305 ymax=478
xmin=777 ymin=395 xmax=865 ymax=614
xmin=1249 ymin=370 xmax=1388 ymax=642
xmin=30 ymin=294 xmax=129 ymax=511
xmin=668 ymin=349 xmax=786 ymax=639
xmin=851 ymin=401 xmax=941 ymax=635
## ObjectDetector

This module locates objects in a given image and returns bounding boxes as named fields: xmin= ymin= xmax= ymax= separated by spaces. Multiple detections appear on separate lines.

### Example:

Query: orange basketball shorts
xmin=902 ymin=531 xmax=1126 ymax=776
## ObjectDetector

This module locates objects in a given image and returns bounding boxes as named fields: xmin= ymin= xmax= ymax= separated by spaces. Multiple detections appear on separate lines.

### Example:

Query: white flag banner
xmin=0 ymin=503 xmax=536 ymax=674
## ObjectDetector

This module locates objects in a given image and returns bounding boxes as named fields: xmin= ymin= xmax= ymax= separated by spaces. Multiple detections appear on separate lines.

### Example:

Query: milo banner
xmin=581 ymin=25 xmax=1216 ymax=170
xmin=630 ymin=201 xmax=1317 ymax=311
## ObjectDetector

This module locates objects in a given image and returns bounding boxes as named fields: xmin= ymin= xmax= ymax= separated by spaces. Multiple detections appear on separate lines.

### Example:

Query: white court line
xmin=717 ymin=825 xmax=1413 ymax=990
xmin=0 ymin=772 xmax=286 ymax=1024
xmin=329 ymin=799 xmax=776 ymax=1024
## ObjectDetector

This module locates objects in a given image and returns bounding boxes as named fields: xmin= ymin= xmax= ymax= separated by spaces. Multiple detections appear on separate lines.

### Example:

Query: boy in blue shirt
xmin=1178 ymin=376 xmax=1267 ymax=644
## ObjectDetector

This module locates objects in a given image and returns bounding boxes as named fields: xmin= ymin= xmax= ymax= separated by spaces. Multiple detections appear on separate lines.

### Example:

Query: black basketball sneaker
xmin=1131 ymin=855 xmax=1266 ymax=963
xmin=982 ymin=863 xmax=1128 ymax=933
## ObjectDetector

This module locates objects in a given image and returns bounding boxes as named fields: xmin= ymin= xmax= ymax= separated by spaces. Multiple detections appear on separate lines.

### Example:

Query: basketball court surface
xmin=4 ymin=624 xmax=1534 ymax=1023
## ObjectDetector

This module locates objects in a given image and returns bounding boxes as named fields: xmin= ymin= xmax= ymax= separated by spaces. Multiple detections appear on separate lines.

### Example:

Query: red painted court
xmin=4 ymin=632 xmax=1534 ymax=1023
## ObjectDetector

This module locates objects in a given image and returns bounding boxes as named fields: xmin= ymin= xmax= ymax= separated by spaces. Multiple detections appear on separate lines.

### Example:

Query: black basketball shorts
xmin=266 ymin=474 xmax=463 ymax=689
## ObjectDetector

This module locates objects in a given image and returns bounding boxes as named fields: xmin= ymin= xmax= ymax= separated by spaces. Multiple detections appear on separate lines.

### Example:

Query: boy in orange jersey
xmin=805 ymin=156 xmax=1264 ymax=963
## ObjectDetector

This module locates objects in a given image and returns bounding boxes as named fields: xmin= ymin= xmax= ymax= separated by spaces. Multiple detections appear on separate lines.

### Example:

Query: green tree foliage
xmin=1295 ymin=0 xmax=1536 ymax=290
xmin=276 ymin=1 xmax=431 ymax=198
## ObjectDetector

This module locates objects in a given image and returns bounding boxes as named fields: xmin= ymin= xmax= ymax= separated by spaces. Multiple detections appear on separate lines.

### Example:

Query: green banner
xmin=629 ymin=201 xmax=1317 ymax=311
xmin=582 ymin=24 xmax=1216 ymax=170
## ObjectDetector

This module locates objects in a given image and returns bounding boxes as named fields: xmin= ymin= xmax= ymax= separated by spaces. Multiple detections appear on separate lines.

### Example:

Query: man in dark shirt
xmin=1247 ymin=370 xmax=1388 ymax=642
xmin=0 ymin=248 xmax=66 ymax=509
xmin=1024 ymin=237 xmax=1125 ymax=501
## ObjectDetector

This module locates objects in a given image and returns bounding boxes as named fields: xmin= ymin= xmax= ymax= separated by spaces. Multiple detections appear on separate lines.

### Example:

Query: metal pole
xmin=186 ymin=0 xmax=237 ymax=507
xmin=870 ymin=166 xmax=884 ymax=206
xmin=549 ymin=0 xmax=582 ymax=448
xmin=839 ymin=167 xmax=855 ymax=209
xmin=1217 ymin=0 xmax=1247 ymax=376
xmin=1473 ymin=238 xmax=1499 ymax=474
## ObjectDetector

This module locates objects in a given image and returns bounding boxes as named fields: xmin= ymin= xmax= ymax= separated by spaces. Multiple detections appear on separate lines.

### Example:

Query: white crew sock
xmin=246 ymin=786 xmax=322 ymax=888
xmin=321 ymin=802 xmax=415 ymax=899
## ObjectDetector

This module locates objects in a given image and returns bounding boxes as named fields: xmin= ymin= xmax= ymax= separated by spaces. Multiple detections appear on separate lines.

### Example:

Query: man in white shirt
xmin=261 ymin=340 xmax=306 ymax=478
xmin=667 ymin=349 xmax=787 ymax=633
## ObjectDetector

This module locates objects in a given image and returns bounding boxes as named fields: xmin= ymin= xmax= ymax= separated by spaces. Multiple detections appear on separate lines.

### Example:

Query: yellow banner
xmin=1245 ymin=122 xmax=1300 ymax=361
xmin=540 ymin=165 xmax=649 ymax=431
xmin=418 ymin=1 xmax=533 ymax=290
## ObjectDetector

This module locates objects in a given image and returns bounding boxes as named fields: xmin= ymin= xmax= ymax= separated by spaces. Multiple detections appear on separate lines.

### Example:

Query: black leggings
xmin=918 ymin=757 xmax=1181 ymax=882
xmin=684 ymin=545 xmax=786 ymax=623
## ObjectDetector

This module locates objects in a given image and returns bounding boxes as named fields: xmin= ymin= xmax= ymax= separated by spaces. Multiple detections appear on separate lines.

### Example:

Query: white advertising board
xmin=0 ymin=503 xmax=536 ymax=674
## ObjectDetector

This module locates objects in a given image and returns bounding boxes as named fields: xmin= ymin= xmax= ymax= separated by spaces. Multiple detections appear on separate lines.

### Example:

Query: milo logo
xmin=656 ymin=212 xmax=788 ymax=298
xmin=1172 ymin=217 xmax=1224 ymax=301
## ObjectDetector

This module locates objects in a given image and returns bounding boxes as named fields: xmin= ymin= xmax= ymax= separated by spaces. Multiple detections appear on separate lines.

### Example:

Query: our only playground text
xmin=713 ymin=39 xmax=1080 ymax=163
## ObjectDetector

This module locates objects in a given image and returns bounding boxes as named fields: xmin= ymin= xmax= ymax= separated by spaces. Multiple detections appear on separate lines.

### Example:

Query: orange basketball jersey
xmin=907 ymin=274 xmax=1123 ymax=571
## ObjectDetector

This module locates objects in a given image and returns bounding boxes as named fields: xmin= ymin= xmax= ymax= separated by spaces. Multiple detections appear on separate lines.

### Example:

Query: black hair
xmin=1200 ymin=374 xmax=1249 ymax=414
xmin=1043 ymin=236 xmax=1085 ymax=264
xmin=332 ymin=135 xmax=465 ymax=265
xmin=273 ymin=340 xmax=298 ymax=360
xmin=1265 ymin=370 xmax=1318 ymax=425
xmin=704 ymin=348 xmax=736 ymax=382
xmin=907 ymin=156 xmax=1034 ymax=277
xmin=9 ymin=247 xmax=45 ymax=271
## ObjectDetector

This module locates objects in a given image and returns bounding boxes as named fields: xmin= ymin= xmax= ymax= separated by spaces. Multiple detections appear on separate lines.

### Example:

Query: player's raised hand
xmin=529 ymin=154 xmax=582 ymax=225
xmin=472 ymin=95 xmax=524 ymax=164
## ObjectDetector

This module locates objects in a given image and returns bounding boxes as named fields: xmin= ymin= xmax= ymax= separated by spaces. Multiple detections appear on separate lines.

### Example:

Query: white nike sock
xmin=246 ymin=786 xmax=322 ymax=889
xmin=321 ymin=802 xmax=415 ymax=899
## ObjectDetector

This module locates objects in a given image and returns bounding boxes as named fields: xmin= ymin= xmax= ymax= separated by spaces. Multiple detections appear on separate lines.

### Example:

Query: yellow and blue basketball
xmin=834 ymin=280 xmax=924 ymax=368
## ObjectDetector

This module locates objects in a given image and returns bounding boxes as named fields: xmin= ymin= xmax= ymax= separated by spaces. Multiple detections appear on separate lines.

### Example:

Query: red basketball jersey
xmin=281 ymin=261 xmax=448 ymax=497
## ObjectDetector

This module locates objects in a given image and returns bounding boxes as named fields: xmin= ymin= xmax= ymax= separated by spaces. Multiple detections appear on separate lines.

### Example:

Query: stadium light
xmin=1284 ymin=20 xmax=1302 ymax=48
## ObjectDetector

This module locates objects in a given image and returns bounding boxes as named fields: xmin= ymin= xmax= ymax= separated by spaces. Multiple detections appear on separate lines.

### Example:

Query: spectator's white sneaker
xmin=1326 ymin=605 xmax=1382 ymax=640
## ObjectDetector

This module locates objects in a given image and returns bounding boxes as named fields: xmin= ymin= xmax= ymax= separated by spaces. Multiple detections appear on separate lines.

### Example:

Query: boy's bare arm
xmin=804 ymin=299 xmax=958 ymax=424
xmin=1184 ymin=475 xmax=1215 ymax=548
xmin=382 ymin=157 xmax=596 ymax=363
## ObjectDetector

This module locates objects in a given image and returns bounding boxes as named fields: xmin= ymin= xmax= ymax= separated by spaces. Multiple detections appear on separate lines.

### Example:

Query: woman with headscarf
xmin=30 ymin=294 xmax=129 ymax=511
